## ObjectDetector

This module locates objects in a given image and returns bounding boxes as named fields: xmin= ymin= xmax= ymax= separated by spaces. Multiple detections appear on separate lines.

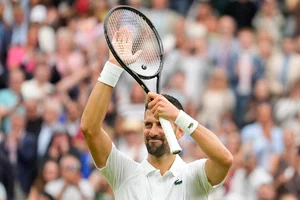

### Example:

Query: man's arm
xmin=81 ymin=28 xmax=140 ymax=168
xmin=147 ymin=92 xmax=233 ymax=186
xmin=80 ymin=58 xmax=120 ymax=168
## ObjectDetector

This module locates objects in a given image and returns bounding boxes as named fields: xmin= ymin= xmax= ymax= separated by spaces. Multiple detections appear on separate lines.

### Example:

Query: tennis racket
xmin=104 ymin=5 xmax=182 ymax=154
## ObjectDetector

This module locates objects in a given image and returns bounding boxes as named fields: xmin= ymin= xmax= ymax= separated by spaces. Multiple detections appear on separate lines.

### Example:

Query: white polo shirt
xmin=99 ymin=145 xmax=215 ymax=200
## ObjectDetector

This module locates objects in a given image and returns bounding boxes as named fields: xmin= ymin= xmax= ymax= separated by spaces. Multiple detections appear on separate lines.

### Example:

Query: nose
xmin=149 ymin=123 xmax=160 ymax=137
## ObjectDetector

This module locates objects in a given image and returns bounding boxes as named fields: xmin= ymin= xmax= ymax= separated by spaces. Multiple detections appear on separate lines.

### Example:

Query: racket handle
xmin=159 ymin=117 xmax=182 ymax=154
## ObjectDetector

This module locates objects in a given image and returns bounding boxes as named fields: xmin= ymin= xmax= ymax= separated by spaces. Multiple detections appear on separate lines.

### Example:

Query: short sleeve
xmin=187 ymin=159 xmax=213 ymax=196
xmin=96 ymin=144 xmax=140 ymax=191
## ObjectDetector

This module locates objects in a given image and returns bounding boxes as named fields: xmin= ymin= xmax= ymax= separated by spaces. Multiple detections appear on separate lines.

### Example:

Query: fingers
xmin=132 ymin=50 xmax=142 ymax=61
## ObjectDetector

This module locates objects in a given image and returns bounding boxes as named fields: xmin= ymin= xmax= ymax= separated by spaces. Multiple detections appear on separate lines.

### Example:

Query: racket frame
xmin=104 ymin=5 xmax=182 ymax=154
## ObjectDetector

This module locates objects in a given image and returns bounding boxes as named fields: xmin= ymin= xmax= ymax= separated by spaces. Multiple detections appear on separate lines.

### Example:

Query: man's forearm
xmin=191 ymin=125 xmax=233 ymax=167
xmin=81 ymin=82 xmax=113 ymax=134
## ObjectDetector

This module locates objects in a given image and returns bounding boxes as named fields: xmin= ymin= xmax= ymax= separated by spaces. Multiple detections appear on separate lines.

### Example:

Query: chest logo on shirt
xmin=174 ymin=179 xmax=182 ymax=185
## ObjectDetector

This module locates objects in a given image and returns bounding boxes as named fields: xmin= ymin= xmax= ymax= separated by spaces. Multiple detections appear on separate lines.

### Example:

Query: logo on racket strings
xmin=141 ymin=65 xmax=147 ymax=70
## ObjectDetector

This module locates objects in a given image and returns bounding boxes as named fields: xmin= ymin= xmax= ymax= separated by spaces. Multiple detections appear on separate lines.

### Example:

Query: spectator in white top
xmin=81 ymin=28 xmax=233 ymax=199
xmin=45 ymin=154 xmax=94 ymax=200
xmin=21 ymin=62 xmax=55 ymax=101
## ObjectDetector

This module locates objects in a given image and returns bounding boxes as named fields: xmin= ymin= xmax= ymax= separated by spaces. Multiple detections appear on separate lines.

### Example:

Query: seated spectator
xmin=7 ymin=23 xmax=40 ymax=78
xmin=43 ymin=124 xmax=81 ymax=164
xmin=117 ymin=118 xmax=147 ymax=163
xmin=227 ymin=150 xmax=273 ymax=200
xmin=45 ymin=154 xmax=95 ymax=200
xmin=21 ymin=62 xmax=55 ymax=101
xmin=0 ymin=69 xmax=25 ymax=134
xmin=197 ymin=68 xmax=236 ymax=129
xmin=241 ymin=102 xmax=284 ymax=173
xmin=28 ymin=159 xmax=60 ymax=200
xmin=37 ymin=101 xmax=62 ymax=161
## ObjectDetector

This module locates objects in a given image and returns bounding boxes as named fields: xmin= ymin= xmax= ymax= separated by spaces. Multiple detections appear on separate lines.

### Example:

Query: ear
xmin=175 ymin=126 xmax=184 ymax=140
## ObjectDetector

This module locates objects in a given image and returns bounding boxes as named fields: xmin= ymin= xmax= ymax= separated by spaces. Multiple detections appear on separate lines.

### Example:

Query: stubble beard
xmin=145 ymin=137 xmax=170 ymax=157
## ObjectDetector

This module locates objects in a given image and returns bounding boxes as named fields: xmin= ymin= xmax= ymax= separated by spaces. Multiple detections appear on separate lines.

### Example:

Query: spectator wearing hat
xmin=117 ymin=118 xmax=147 ymax=163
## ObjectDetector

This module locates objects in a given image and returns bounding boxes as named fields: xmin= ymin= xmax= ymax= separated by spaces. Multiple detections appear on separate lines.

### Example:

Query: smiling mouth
xmin=148 ymin=139 xmax=162 ymax=143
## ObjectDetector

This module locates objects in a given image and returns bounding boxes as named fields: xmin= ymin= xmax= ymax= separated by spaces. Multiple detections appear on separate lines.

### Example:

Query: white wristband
xmin=174 ymin=110 xmax=198 ymax=135
xmin=98 ymin=61 xmax=124 ymax=87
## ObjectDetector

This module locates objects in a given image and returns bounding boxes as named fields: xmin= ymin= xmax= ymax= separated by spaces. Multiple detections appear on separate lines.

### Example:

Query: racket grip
xmin=159 ymin=117 xmax=182 ymax=154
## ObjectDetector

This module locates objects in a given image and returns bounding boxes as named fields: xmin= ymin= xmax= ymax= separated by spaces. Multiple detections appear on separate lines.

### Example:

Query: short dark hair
xmin=145 ymin=94 xmax=184 ymax=111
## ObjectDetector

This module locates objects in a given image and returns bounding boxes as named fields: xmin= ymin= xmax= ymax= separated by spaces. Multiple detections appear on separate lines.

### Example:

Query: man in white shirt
xmin=81 ymin=28 xmax=233 ymax=199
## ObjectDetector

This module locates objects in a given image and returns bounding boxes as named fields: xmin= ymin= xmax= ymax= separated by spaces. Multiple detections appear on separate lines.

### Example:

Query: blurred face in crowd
xmin=256 ymin=103 xmax=273 ymax=124
xmin=56 ymin=28 xmax=73 ymax=54
xmin=9 ymin=69 xmax=25 ymax=93
xmin=66 ymin=101 xmax=80 ymax=122
xmin=43 ymin=103 xmax=59 ymax=124
xmin=130 ymin=82 xmax=145 ymax=104
xmin=243 ymin=152 xmax=257 ymax=172
xmin=257 ymin=184 xmax=276 ymax=200
xmin=282 ymin=38 xmax=295 ymax=54
xmin=27 ymin=25 xmax=39 ymax=46
xmin=208 ymin=68 xmax=228 ymax=90
xmin=262 ymin=0 xmax=277 ymax=16
xmin=60 ymin=155 xmax=81 ymax=183
xmin=11 ymin=114 xmax=25 ymax=133
xmin=13 ymin=6 xmax=24 ymax=25
xmin=30 ymin=0 xmax=42 ymax=7
xmin=151 ymin=0 xmax=167 ymax=9
xmin=218 ymin=16 xmax=236 ymax=37
xmin=169 ymin=71 xmax=185 ymax=91
xmin=238 ymin=29 xmax=255 ymax=49
xmin=25 ymin=99 xmax=39 ymax=120
xmin=0 ymin=3 xmax=4 ymax=17
xmin=34 ymin=63 xmax=51 ymax=84
xmin=259 ymin=40 xmax=273 ymax=59
xmin=253 ymin=79 xmax=270 ymax=101
xmin=43 ymin=160 xmax=60 ymax=182
xmin=196 ymin=3 xmax=212 ymax=20
xmin=226 ymin=133 xmax=241 ymax=155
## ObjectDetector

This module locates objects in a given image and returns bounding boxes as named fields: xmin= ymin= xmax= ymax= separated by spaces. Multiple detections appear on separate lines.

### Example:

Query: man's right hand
xmin=109 ymin=27 xmax=142 ymax=66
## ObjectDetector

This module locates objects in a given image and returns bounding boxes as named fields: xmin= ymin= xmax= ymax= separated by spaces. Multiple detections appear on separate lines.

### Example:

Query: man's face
xmin=143 ymin=110 xmax=170 ymax=157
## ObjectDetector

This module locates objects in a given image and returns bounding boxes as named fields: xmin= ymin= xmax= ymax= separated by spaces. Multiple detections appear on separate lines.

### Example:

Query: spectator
xmin=21 ymin=62 xmax=55 ymax=101
xmin=241 ymin=102 xmax=284 ymax=173
xmin=45 ymin=154 xmax=95 ymax=200
xmin=0 ymin=69 xmax=25 ymax=134
xmin=252 ymin=0 xmax=285 ymax=44
xmin=266 ymin=37 xmax=300 ymax=96
xmin=28 ymin=159 xmax=60 ymax=200
xmin=197 ymin=68 xmax=236 ymax=129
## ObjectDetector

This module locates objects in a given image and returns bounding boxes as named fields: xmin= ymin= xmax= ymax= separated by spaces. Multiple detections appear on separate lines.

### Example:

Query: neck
xmin=147 ymin=154 xmax=176 ymax=175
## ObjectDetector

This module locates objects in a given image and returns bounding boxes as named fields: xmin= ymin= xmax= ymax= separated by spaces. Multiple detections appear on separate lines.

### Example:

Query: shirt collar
xmin=141 ymin=155 xmax=186 ymax=177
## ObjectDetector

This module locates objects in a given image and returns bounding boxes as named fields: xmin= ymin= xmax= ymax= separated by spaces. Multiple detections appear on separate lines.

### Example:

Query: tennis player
xmin=81 ymin=29 xmax=233 ymax=199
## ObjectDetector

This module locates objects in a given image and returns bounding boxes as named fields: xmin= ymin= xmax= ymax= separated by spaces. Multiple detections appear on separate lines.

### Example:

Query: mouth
xmin=148 ymin=139 xmax=162 ymax=143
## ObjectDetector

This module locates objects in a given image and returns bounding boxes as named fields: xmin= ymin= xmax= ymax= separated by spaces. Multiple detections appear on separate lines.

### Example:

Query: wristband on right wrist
xmin=174 ymin=110 xmax=198 ymax=135
xmin=98 ymin=61 xmax=124 ymax=87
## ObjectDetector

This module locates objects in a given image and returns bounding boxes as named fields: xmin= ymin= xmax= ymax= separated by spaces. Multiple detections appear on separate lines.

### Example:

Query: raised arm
xmin=80 ymin=61 xmax=118 ymax=168
xmin=81 ymin=27 xmax=141 ymax=168
xmin=147 ymin=92 xmax=233 ymax=186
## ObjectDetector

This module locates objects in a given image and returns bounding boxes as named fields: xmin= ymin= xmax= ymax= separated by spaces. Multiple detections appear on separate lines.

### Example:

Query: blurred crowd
xmin=0 ymin=0 xmax=300 ymax=199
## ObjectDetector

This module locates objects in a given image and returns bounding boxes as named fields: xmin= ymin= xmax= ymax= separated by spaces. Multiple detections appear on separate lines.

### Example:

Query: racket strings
xmin=107 ymin=9 xmax=162 ymax=77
